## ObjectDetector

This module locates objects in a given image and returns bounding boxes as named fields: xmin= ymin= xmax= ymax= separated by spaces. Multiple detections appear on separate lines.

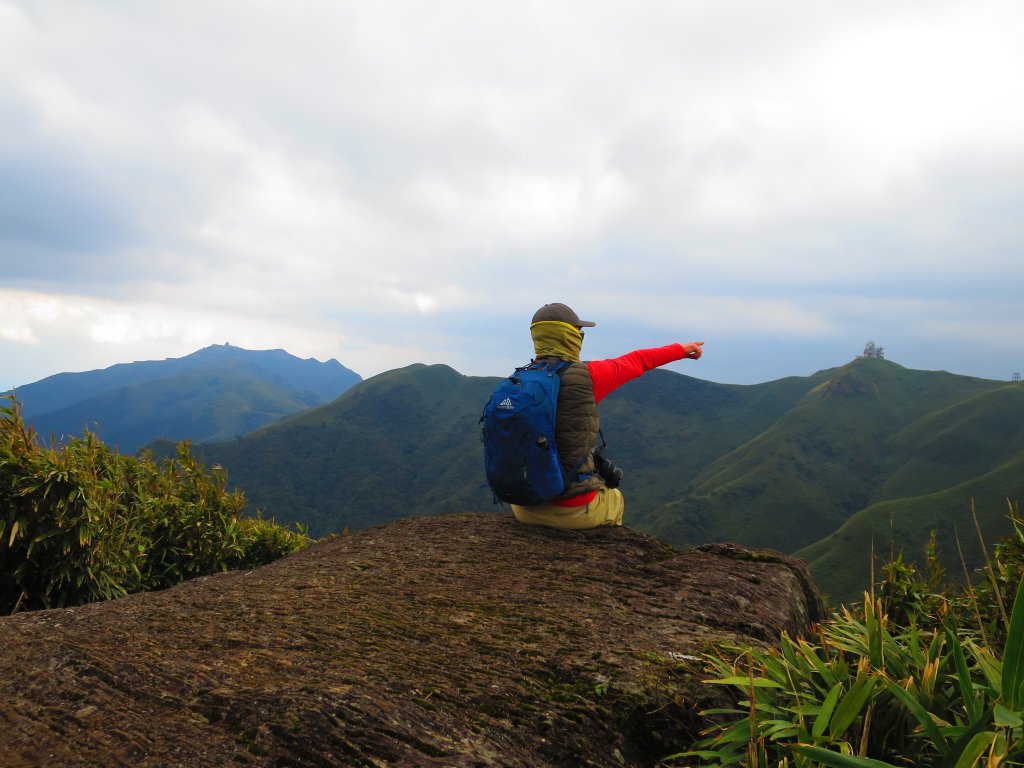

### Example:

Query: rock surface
xmin=0 ymin=513 xmax=824 ymax=767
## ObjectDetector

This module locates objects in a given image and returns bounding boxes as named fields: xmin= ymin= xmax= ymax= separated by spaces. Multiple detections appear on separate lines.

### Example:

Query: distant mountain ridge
xmin=11 ymin=345 xmax=1022 ymax=603
xmin=7 ymin=345 xmax=362 ymax=453
xmin=195 ymin=357 xmax=1024 ymax=603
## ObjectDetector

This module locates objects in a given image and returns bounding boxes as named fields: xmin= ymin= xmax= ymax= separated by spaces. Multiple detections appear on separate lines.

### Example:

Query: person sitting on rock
xmin=511 ymin=302 xmax=704 ymax=530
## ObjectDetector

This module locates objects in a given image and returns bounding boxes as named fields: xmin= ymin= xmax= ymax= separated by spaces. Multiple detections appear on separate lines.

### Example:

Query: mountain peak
xmin=11 ymin=345 xmax=362 ymax=451
xmin=187 ymin=342 xmax=250 ymax=359
xmin=824 ymin=366 xmax=880 ymax=398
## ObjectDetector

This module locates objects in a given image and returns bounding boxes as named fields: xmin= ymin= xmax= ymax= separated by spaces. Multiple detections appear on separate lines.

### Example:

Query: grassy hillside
xmin=597 ymin=367 xmax=838 ymax=541
xmin=879 ymin=383 xmax=1024 ymax=498
xmin=644 ymin=359 xmax=1006 ymax=552
xmin=198 ymin=357 xmax=1021 ymax=600
xmin=798 ymin=456 xmax=1024 ymax=604
xmin=794 ymin=379 xmax=1024 ymax=603
xmin=199 ymin=364 xmax=498 ymax=536
xmin=202 ymin=363 xmax=847 ymax=538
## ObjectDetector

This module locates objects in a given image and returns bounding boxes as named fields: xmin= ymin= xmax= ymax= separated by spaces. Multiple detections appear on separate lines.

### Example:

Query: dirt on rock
xmin=0 ymin=513 xmax=825 ymax=767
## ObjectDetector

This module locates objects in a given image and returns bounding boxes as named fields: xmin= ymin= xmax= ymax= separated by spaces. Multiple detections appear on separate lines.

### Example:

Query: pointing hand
xmin=684 ymin=341 xmax=704 ymax=360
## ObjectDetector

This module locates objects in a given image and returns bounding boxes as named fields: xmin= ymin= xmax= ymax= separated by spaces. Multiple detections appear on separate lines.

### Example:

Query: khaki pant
xmin=511 ymin=488 xmax=625 ymax=530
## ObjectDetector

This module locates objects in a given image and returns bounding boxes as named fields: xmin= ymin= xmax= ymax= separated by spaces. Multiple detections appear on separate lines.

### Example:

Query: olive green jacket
xmin=530 ymin=320 xmax=604 ymax=499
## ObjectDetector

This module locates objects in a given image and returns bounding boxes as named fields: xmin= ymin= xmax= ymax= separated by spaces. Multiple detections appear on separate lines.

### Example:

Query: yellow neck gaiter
xmin=530 ymin=321 xmax=583 ymax=362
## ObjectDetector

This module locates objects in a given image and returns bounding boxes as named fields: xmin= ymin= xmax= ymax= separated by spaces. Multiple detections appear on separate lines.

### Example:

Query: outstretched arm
xmin=588 ymin=341 xmax=704 ymax=402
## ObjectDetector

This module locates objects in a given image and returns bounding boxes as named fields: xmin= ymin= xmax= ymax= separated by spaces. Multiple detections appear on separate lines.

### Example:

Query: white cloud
xmin=591 ymin=292 xmax=835 ymax=338
xmin=2 ymin=0 xmax=1023 ymax=387
xmin=0 ymin=321 xmax=36 ymax=344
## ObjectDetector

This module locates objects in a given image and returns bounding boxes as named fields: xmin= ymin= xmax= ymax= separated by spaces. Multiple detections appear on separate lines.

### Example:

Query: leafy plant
xmin=668 ymin=504 xmax=1024 ymax=767
xmin=1 ymin=394 xmax=308 ymax=614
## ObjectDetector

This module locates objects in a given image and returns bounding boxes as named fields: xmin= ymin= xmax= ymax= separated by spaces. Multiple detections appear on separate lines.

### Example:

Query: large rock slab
xmin=0 ymin=513 xmax=824 ymax=767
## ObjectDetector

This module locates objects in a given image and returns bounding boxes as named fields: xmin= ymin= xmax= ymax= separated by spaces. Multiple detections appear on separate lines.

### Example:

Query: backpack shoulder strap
xmin=524 ymin=358 xmax=573 ymax=375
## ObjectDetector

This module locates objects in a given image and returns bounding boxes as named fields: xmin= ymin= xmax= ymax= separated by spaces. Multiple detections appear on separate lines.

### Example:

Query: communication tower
xmin=863 ymin=341 xmax=885 ymax=360
xmin=1014 ymin=372 xmax=1021 ymax=382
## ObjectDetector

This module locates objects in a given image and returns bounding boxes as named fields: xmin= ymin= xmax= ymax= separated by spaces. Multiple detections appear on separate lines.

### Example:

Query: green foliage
xmin=656 ymin=359 xmax=1010 ymax=554
xmin=799 ymin=461 xmax=1024 ymax=605
xmin=197 ymin=363 xmax=504 ymax=537
xmin=668 ymin=507 xmax=1024 ymax=767
xmin=1 ymin=395 xmax=308 ymax=614
xmin=233 ymin=515 xmax=310 ymax=570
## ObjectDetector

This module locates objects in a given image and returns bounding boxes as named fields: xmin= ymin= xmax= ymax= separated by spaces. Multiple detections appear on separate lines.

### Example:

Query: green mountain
xmin=197 ymin=357 xmax=1022 ymax=604
xmin=643 ymin=360 xmax=1006 ymax=552
xmin=797 ymin=382 xmax=1024 ymax=602
xmin=10 ymin=345 xmax=361 ymax=453
xmin=198 ymin=364 xmax=496 ymax=534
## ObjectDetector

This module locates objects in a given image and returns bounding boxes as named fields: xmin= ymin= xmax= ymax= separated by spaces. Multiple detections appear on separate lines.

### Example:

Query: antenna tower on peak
xmin=863 ymin=341 xmax=885 ymax=360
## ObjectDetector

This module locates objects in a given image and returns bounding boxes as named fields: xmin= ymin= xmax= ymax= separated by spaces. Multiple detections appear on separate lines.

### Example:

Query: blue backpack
xmin=480 ymin=360 xmax=572 ymax=505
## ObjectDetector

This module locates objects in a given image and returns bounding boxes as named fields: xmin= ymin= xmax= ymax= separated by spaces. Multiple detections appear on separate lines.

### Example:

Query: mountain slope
xmin=879 ymin=384 xmax=1024 ymax=499
xmin=643 ymin=358 xmax=1006 ymax=552
xmin=200 ymin=364 xmax=497 ymax=535
xmin=594 ymin=367 xmax=837 ymax=519
xmin=796 ymin=381 xmax=1024 ymax=602
xmin=9 ymin=345 xmax=361 ymax=452
xmin=198 ymin=357 xmax=1021 ymax=602
xmin=798 ymin=454 xmax=1024 ymax=603
xmin=200 ymin=363 xmax=845 ymax=538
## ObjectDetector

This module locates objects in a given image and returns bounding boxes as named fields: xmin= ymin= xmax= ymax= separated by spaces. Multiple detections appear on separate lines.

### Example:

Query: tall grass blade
xmin=829 ymin=673 xmax=876 ymax=738
xmin=883 ymin=679 xmax=949 ymax=756
xmin=993 ymin=702 xmax=1022 ymax=728
xmin=956 ymin=529 xmax=989 ymax=647
xmin=947 ymin=627 xmax=981 ymax=722
xmin=1001 ymin=576 xmax=1024 ymax=711
xmin=968 ymin=642 xmax=1002 ymax=691
xmin=865 ymin=597 xmax=884 ymax=669
xmin=971 ymin=499 xmax=1009 ymax=629
xmin=792 ymin=744 xmax=899 ymax=767
xmin=939 ymin=708 xmax=995 ymax=768
xmin=706 ymin=676 xmax=783 ymax=688
xmin=812 ymin=682 xmax=844 ymax=739
xmin=949 ymin=732 xmax=997 ymax=768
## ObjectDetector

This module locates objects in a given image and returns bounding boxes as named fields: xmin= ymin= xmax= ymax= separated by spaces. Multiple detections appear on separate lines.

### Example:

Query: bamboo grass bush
xmin=1 ymin=395 xmax=307 ymax=614
xmin=670 ymin=503 xmax=1024 ymax=767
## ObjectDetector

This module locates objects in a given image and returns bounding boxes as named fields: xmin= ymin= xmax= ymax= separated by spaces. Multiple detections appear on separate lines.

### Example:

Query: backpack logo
xmin=480 ymin=361 xmax=571 ymax=505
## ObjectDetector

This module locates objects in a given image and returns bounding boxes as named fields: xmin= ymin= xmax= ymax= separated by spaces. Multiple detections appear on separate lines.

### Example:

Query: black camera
xmin=592 ymin=446 xmax=623 ymax=489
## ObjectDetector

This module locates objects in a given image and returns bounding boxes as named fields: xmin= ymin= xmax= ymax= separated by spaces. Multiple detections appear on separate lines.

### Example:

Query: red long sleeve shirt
xmin=587 ymin=343 xmax=688 ymax=403
xmin=551 ymin=343 xmax=688 ymax=507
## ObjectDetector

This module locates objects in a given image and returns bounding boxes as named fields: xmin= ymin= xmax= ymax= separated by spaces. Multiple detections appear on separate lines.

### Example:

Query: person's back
xmin=510 ymin=303 xmax=704 ymax=530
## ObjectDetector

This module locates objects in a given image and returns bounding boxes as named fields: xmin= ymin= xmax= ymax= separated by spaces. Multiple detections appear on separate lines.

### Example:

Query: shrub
xmin=233 ymin=515 xmax=309 ymax=569
xmin=0 ymin=395 xmax=308 ymax=614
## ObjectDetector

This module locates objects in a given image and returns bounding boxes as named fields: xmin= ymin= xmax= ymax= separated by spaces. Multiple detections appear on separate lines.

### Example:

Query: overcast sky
xmin=3 ymin=0 xmax=1023 ymax=391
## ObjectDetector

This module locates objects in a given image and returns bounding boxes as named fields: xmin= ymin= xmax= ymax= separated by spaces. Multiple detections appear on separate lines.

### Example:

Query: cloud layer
xmin=3 ymin=0 xmax=1023 ymax=388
